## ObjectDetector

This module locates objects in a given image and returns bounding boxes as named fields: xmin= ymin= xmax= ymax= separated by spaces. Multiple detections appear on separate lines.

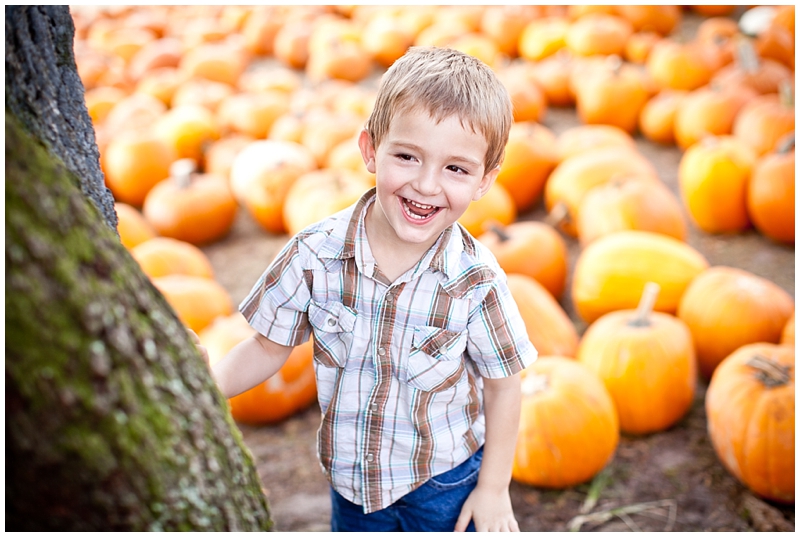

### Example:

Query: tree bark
xmin=5 ymin=6 xmax=274 ymax=531
xmin=5 ymin=5 xmax=116 ymax=230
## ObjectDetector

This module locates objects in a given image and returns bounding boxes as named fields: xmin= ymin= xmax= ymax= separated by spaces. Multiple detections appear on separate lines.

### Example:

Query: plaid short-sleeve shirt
xmin=240 ymin=188 xmax=537 ymax=513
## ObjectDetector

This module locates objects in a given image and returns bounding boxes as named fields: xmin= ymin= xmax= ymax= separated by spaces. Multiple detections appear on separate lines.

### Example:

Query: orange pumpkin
xmin=677 ymin=135 xmax=757 ymax=234
xmin=577 ymin=282 xmax=697 ymax=434
xmin=676 ymin=266 xmax=794 ymax=379
xmin=203 ymin=133 xmax=256 ymax=180
xmin=754 ymin=23 xmax=794 ymax=70
xmin=131 ymin=236 xmax=214 ymax=280
xmin=576 ymin=179 xmax=687 ymax=246
xmin=127 ymin=36 xmax=183 ymax=81
xmin=152 ymin=274 xmax=233 ymax=333
xmin=615 ymin=5 xmax=681 ymax=36
xmin=673 ymin=83 xmax=758 ymax=150
xmin=241 ymin=6 xmax=284 ymax=56
xmin=513 ymin=356 xmax=619 ymax=488
xmin=506 ymin=274 xmax=579 ymax=357
xmin=544 ymin=146 xmax=659 ymax=237
xmin=782 ymin=312 xmax=795 ymax=346
xmin=705 ymin=343 xmax=794 ymax=503
xmin=84 ymin=86 xmax=128 ymax=125
xmin=747 ymin=139 xmax=795 ymax=244
xmin=457 ymin=182 xmax=516 ymax=238
xmin=102 ymin=128 xmax=176 ymax=207
xmin=273 ymin=18 xmax=313 ymax=69
xmin=528 ymin=50 xmax=575 ymax=107
xmin=495 ymin=121 xmax=558 ymax=212
xmin=178 ymin=40 xmax=248 ymax=87
xmin=691 ymin=5 xmax=736 ymax=17
xmin=115 ymin=201 xmax=157 ymax=249
xmin=573 ymin=55 xmax=651 ymax=134
xmin=518 ymin=17 xmax=570 ymax=62
xmin=554 ymin=123 xmax=636 ymax=162
xmin=283 ymin=169 xmax=375 ymax=236
xmin=152 ymin=103 xmax=221 ymax=164
xmin=646 ymin=38 xmax=716 ymax=91
xmin=360 ymin=14 xmax=414 ymax=68
xmin=202 ymin=314 xmax=317 ymax=424
xmin=171 ymin=77 xmax=235 ymax=113
xmin=216 ymin=90 xmax=291 ymax=140
xmin=229 ymin=140 xmax=317 ymax=234
xmin=732 ymin=88 xmax=795 ymax=158
xmin=711 ymin=54 xmax=793 ymax=96
xmin=479 ymin=5 xmax=539 ymax=57
xmin=572 ymin=230 xmax=709 ymax=324
xmin=565 ymin=14 xmax=633 ymax=57
xmin=638 ymin=89 xmax=689 ymax=145
xmin=478 ymin=221 xmax=568 ymax=300
xmin=142 ymin=160 xmax=238 ymax=245
xmin=497 ymin=65 xmax=548 ymax=124
xmin=135 ymin=66 xmax=183 ymax=107
xmin=623 ymin=31 xmax=661 ymax=64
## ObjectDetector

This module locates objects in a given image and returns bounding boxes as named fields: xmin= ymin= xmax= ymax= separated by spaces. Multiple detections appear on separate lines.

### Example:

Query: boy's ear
xmin=473 ymin=165 xmax=500 ymax=201
xmin=358 ymin=129 xmax=377 ymax=174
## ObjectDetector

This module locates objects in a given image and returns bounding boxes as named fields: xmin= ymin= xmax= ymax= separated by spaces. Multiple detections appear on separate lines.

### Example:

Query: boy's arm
xmin=209 ymin=332 xmax=294 ymax=399
xmin=455 ymin=373 xmax=522 ymax=532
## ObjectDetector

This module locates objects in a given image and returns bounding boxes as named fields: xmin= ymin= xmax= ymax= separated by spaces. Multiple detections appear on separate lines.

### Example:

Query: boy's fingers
xmin=454 ymin=507 xmax=472 ymax=532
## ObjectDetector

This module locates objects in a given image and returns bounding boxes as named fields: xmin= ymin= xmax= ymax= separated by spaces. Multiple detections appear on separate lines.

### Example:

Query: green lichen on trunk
xmin=5 ymin=112 xmax=273 ymax=531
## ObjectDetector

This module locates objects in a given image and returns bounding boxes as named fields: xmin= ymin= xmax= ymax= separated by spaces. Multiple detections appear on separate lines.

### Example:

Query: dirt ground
xmin=197 ymin=11 xmax=795 ymax=530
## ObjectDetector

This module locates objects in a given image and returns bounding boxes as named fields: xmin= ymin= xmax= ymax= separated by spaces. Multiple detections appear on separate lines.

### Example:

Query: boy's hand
xmin=455 ymin=485 xmax=519 ymax=532
xmin=187 ymin=329 xmax=210 ymax=367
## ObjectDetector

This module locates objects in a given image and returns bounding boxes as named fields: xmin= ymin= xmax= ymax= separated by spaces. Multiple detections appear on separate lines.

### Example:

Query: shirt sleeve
xmin=465 ymin=275 xmax=537 ymax=379
xmin=238 ymin=237 xmax=313 ymax=347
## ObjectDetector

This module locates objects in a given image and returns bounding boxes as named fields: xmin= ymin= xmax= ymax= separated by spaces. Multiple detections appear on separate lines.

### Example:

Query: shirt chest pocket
xmin=308 ymin=300 xmax=357 ymax=369
xmin=406 ymin=326 xmax=468 ymax=392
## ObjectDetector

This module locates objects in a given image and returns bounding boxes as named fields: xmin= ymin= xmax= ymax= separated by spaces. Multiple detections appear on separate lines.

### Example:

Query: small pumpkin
xmin=171 ymin=77 xmax=235 ymax=113
xmin=731 ymin=85 xmax=795 ymax=158
xmin=623 ymin=31 xmax=661 ymax=64
xmin=705 ymin=343 xmax=794 ymax=503
xmin=457 ymin=182 xmax=516 ymax=238
xmin=202 ymin=314 xmax=317 ymax=424
xmin=283 ymin=169 xmax=375 ymax=236
xmin=360 ymin=14 xmax=414 ymax=68
xmin=747 ymin=136 xmax=795 ymax=244
xmin=576 ymin=178 xmax=687 ymax=246
xmin=152 ymin=103 xmax=221 ymax=164
xmin=677 ymin=135 xmax=757 ymax=234
xmin=142 ymin=159 xmax=238 ymax=245
xmin=614 ymin=5 xmax=681 ymax=36
xmin=554 ymin=123 xmax=636 ymax=163
xmin=497 ymin=64 xmax=548 ymax=124
xmin=131 ymin=236 xmax=215 ymax=280
xmin=565 ymin=14 xmax=633 ymax=57
xmin=216 ymin=90 xmax=292 ymax=140
xmin=115 ymin=202 xmax=157 ymax=250
xmin=513 ymin=356 xmax=619 ymax=489
xmin=479 ymin=5 xmax=539 ymax=57
xmin=517 ymin=17 xmax=570 ymax=62
xmin=203 ymin=133 xmax=256 ymax=180
xmin=638 ymin=89 xmax=689 ymax=145
xmin=477 ymin=221 xmax=568 ymax=300
xmin=102 ymin=128 xmax=176 ymax=207
xmin=506 ymin=274 xmax=578 ymax=357
xmin=645 ymin=38 xmax=716 ymax=91
xmin=153 ymin=274 xmax=233 ymax=333
xmin=676 ymin=266 xmax=794 ymax=379
xmin=673 ymin=83 xmax=758 ymax=150
xmin=495 ymin=121 xmax=559 ymax=212
xmin=527 ymin=50 xmax=575 ymax=107
xmin=572 ymin=230 xmax=709 ymax=324
xmin=544 ymin=146 xmax=659 ymax=237
xmin=577 ymin=282 xmax=697 ymax=434
xmin=229 ymin=140 xmax=318 ymax=235
xmin=178 ymin=40 xmax=248 ymax=87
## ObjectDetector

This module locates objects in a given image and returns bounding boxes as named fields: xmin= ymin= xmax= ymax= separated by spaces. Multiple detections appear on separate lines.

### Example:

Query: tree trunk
xmin=5 ymin=7 xmax=274 ymax=532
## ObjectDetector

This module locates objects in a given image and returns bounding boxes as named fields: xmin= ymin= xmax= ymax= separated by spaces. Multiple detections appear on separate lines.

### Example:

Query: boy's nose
xmin=412 ymin=166 xmax=440 ymax=196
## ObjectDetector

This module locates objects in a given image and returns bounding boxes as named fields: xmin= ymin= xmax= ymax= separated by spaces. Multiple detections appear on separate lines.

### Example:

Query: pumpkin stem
xmin=734 ymin=36 xmax=760 ymax=74
xmin=629 ymin=282 xmax=660 ymax=327
xmin=521 ymin=372 xmax=548 ymax=396
xmin=544 ymin=202 xmax=569 ymax=229
xmin=746 ymin=354 xmax=792 ymax=387
xmin=488 ymin=221 xmax=511 ymax=242
xmin=170 ymin=158 xmax=197 ymax=189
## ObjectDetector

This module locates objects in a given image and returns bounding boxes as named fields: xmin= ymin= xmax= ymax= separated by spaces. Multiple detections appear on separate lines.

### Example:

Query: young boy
xmin=205 ymin=46 xmax=536 ymax=532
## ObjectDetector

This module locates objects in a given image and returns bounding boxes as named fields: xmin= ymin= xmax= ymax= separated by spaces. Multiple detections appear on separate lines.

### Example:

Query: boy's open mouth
xmin=402 ymin=197 xmax=441 ymax=221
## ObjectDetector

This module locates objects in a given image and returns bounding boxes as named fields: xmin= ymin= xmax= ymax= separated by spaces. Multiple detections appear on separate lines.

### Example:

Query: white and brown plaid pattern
xmin=240 ymin=189 xmax=536 ymax=513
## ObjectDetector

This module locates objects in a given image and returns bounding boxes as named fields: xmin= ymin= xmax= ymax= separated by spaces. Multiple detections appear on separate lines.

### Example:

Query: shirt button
xmin=378 ymin=347 xmax=386 ymax=356
xmin=371 ymin=403 xmax=378 ymax=412
xmin=386 ymin=294 xmax=393 ymax=302
xmin=327 ymin=318 xmax=337 ymax=327
xmin=366 ymin=453 xmax=374 ymax=463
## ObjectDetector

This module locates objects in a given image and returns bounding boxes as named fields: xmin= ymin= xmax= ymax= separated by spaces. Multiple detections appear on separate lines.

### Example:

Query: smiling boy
xmin=206 ymin=47 xmax=537 ymax=531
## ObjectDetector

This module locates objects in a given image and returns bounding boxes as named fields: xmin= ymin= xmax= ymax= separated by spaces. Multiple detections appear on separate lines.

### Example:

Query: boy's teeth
xmin=409 ymin=200 xmax=434 ymax=210
xmin=403 ymin=197 xmax=438 ymax=219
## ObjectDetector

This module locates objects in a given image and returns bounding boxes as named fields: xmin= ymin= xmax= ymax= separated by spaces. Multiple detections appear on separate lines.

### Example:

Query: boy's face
xmin=359 ymin=109 xmax=499 ymax=251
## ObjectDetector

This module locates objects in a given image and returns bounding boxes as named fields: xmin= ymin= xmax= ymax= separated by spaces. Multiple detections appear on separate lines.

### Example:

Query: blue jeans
xmin=330 ymin=447 xmax=483 ymax=532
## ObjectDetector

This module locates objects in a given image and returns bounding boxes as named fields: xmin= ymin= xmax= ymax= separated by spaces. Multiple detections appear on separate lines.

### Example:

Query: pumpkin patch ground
xmin=199 ymin=106 xmax=793 ymax=532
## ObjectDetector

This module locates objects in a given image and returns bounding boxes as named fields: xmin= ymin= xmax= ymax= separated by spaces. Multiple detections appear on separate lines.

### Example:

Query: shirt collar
xmin=316 ymin=187 xmax=465 ymax=282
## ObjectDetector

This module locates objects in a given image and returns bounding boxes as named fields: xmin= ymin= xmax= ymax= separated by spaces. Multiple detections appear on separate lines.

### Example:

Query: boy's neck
xmin=364 ymin=202 xmax=442 ymax=284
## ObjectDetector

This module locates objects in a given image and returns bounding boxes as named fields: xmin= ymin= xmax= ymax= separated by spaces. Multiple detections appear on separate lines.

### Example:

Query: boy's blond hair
xmin=364 ymin=46 xmax=513 ymax=172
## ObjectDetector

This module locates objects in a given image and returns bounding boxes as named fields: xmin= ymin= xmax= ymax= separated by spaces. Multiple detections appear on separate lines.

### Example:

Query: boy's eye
xmin=395 ymin=153 xmax=416 ymax=162
xmin=446 ymin=165 xmax=468 ymax=174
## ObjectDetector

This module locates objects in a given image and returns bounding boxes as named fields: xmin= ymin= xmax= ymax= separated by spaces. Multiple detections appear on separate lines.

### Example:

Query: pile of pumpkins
xmin=72 ymin=4 xmax=794 ymax=506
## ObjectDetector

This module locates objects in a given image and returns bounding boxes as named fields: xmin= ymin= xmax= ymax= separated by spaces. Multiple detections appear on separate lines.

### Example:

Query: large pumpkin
xmin=746 ymin=140 xmax=795 ymax=245
xmin=731 ymin=88 xmax=795 ymax=157
xmin=506 ymin=274 xmax=579 ymax=358
xmin=572 ymin=230 xmax=709 ymax=324
xmin=678 ymin=135 xmax=757 ymax=234
xmin=115 ymin=202 xmax=157 ymax=250
xmin=705 ymin=343 xmax=794 ymax=503
xmin=676 ymin=266 xmax=794 ymax=379
xmin=201 ymin=313 xmax=317 ymax=424
xmin=577 ymin=283 xmax=697 ymax=434
xmin=457 ymin=182 xmax=516 ymax=238
xmin=131 ymin=237 xmax=215 ymax=280
xmin=513 ymin=356 xmax=619 ymax=488
xmin=477 ymin=221 xmax=568 ymax=300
